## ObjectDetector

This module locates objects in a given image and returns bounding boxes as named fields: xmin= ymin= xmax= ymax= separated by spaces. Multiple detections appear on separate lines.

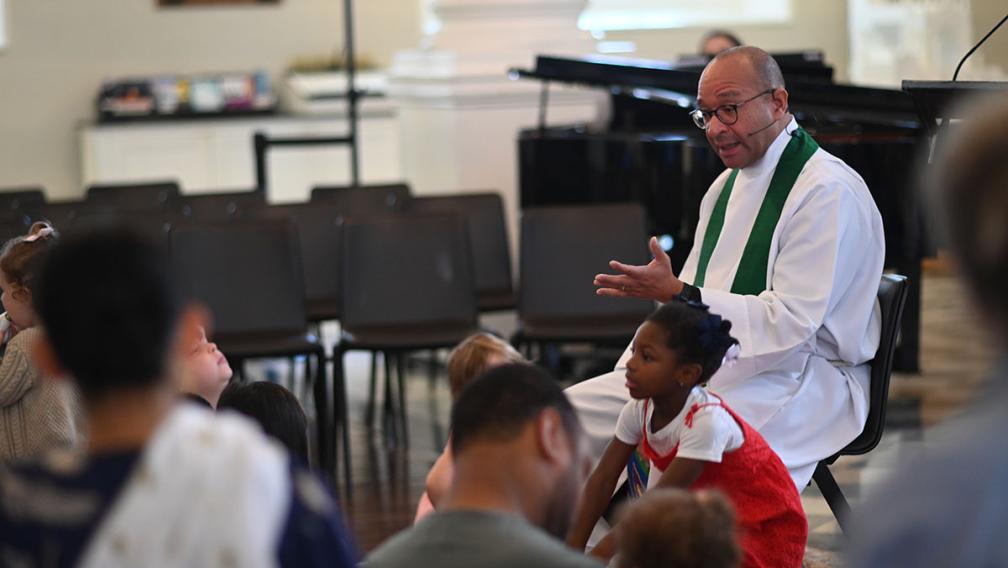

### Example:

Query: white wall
xmin=0 ymin=0 xmax=420 ymax=199
xmin=602 ymin=2 xmax=851 ymax=80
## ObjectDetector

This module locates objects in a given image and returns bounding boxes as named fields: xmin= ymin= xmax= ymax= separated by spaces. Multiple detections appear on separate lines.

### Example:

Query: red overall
xmin=639 ymin=395 xmax=807 ymax=568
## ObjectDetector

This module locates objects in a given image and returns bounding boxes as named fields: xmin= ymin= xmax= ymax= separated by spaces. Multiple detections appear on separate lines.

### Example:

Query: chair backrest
xmin=841 ymin=273 xmax=909 ymax=456
xmin=519 ymin=203 xmax=655 ymax=325
xmin=341 ymin=213 xmax=478 ymax=330
xmin=257 ymin=202 xmax=345 ymax=320
xmin=171 ymin=220 xmax=308 ymax=337
xmin=407 ymin=193 xmax=513 ymax=310
xmin=33 ymin=201 xmax=83 ymax=231
xmin=0 ymin=188 xmax=46 ymax=213
xmin=67 ymin=208 xmax=175 ymax=245
xmin=86 ymin=181 xmax=181 ymax=211
xmin=0 ymin=214 xmax=33 ymax=244
xmin=179 ymin=191 xmax=266 ymax=223
xmin=310 ymin=183 xmax=411 ymax=213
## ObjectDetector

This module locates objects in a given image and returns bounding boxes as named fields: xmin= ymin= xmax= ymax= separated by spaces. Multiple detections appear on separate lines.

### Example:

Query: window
xmin=0 ymin=0 xmax=6 ymax=49
xmin=578 ymin=0 xmax=791 ymax=32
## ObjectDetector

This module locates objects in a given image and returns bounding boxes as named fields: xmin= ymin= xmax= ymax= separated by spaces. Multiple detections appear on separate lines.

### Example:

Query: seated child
xmin=0 ymin=229 xmax=356 ymax=567
xmin=566 ymin=300 xmax=806 ymax=568
xmin=414 ymin=332 xmax=525 ymax=521
xmin=615 ymin=488 xmax=741 ymax=568
xmin=0 ymin=222 xmax=79 ymax=459
xmin=218 ymin=381 xmax=309 ymax=464
xmin=178 ymin=325 xmax=233 ymax=407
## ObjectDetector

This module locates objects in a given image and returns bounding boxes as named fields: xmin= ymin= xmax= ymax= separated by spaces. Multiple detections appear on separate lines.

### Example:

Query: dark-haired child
xmin=218 ymin=381 xmax=309 ymax=464
xmin=567 ymin=301 xmax=806 ymax=568
xmin=0 ymin=222 xmax=79 ymax=459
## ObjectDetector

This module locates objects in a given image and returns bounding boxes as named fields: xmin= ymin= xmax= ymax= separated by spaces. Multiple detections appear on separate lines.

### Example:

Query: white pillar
xmin=390 ymin=0 xmax=602 ymax=266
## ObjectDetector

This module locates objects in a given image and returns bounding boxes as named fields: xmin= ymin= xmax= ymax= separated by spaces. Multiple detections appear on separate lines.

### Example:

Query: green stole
xmin=692 ymin=128 xmax=819 ymax=295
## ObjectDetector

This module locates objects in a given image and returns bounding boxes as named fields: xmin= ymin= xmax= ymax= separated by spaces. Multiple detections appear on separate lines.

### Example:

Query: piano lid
xmin=513 ymin=55 xmax=920 ymax=130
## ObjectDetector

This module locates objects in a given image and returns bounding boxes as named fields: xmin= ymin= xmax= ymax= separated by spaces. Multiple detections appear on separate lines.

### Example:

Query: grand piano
xmin=514 ymin=54 xmax=928 ymax=371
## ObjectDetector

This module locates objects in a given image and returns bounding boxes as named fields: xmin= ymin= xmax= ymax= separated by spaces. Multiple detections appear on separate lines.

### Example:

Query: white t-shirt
xmin=615 ymin=387 xmax=744 ymax=473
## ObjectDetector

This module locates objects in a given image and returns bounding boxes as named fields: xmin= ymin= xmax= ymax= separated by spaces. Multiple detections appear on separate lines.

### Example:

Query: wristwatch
xmin=676 ymin=282 xmax=703 ymax=304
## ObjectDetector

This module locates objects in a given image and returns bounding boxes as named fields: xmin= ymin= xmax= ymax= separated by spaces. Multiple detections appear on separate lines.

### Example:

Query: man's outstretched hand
xmin=593 ymin=236 xmax=684 ymax=303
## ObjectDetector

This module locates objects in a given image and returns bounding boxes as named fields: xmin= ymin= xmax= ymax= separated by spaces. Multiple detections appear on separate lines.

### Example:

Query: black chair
xmin=86 ymin=180 xmax=181 ymax=211
xmin=512 ymin=203 xmax=655 ymax=369
xmin=812 ymin=273 xmax=909 ymax=534
xmin=407 ymin=192 xmax=515 ymax=311
xmin=310 ymin=183 xmax=411 ymax=213
xmin=0 ymin=188 xmax=46 ymax=213
xmin=335 ymin=212 xmax=479 ymax=451
xmin=67 ymin=208 xmax=175 ymax=245
xmin=34 ymin=200 xmax=84 ymax=229
xmin=0 ymin=214 xmax=33 ymax=244
xmin=179 ymin=191 xmax=266 ymax=223
xmin=257 ymin=202 xmax=348 ymax=323
xmin=170 ymin=221 xmax=340 ymax=487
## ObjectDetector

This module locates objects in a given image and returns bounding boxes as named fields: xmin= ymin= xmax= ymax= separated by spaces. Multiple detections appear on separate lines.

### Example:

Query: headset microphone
xmin=746 ymin=117 xmax=779 ymax=137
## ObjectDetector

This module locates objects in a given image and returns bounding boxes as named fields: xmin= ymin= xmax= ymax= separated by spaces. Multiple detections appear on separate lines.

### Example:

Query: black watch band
xmin=677 ymin=283 xmax=703 ymax=304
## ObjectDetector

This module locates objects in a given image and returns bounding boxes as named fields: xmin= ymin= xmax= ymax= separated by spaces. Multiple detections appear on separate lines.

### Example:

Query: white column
xmin=390 ymin=0 xmax=602 ymax=267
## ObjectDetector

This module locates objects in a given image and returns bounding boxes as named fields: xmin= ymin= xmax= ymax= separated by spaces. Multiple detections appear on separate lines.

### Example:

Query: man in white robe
xmin=571 ymin=46 xmax=885 ymax=489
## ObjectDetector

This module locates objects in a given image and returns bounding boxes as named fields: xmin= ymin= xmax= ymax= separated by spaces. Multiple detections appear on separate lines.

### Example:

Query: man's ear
xmin=32 ymin=331 xmax=68 ymax=380
xmin=535 ymin=408 xmax=572 ymax=465
xmin=772 ymin=88 xmax=789 ymax=116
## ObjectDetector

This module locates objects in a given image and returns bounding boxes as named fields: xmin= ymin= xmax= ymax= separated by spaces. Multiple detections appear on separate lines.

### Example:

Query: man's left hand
xmin=593 ymin=236 xmax=684 ymax=303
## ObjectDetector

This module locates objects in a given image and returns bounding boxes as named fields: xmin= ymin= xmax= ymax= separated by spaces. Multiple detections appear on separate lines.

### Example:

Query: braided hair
xmin=645 ymin=299 xmax=740 ymax=385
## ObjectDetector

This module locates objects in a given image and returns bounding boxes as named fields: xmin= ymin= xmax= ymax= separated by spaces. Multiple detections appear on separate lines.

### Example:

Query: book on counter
xmin=97 ymin=70 xmax=276 ymax=122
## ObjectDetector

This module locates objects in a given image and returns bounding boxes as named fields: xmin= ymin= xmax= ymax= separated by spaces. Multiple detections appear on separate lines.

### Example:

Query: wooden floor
xmin=302 ymin=271 xmax=998 ymax=562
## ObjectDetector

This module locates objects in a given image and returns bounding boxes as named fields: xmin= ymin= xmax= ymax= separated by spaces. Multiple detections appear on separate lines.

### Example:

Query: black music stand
xmin=902 ymin=80 xmax=1008 ymax=138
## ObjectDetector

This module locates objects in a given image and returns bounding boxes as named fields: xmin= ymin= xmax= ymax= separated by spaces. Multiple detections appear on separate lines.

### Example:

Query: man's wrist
xmin=676 ymin=282 xmax=703 ymax=304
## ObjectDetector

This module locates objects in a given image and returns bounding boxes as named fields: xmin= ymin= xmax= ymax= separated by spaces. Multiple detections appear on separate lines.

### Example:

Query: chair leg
xmin=396 ymin=354 xmax=410 ymax=447
xmin=382 ymin=351 xmax=398 ymax=445
xmin=313 ymin=351 xmax=331 ymax=476
xmin=330 ymin=347 xmax=352 ymax=501
xmin=426 ymin=350 xmax=438 ymax=394
xmin=365 ymin=351 xmax=378 ymax=428
xmin=813 ymin=461 xmax=851 ymax=534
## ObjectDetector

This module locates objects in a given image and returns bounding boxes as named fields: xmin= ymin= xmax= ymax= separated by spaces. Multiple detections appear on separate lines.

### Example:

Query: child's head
xmin=180 ymin=325 xmax=233 ymax=407
xmin=0 ymin=222 xmax=58 ymax=329
xmin=217 ymin=381 xmax=309 ymax=464
xmin=447 ymin=332 xmax=525 ymax=399
xmin=625 ymin=300 xmax=739 ymax=400
xmin=34 ymin=229 xmax=184 ymax=402
xmin=616 ymin=488 xmax=741 ymax=568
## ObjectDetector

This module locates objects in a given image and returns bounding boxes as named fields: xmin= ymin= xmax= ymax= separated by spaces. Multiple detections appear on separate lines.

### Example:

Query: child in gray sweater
xmin=0 ymin=222 xmax=79 ymax=459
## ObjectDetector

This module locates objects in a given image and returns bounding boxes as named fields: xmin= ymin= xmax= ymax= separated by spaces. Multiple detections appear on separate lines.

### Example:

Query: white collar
xmin=740 ymin=117 xmax=801 ymax=179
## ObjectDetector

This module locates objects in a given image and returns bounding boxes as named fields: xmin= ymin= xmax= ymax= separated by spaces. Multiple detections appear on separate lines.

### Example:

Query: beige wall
xmin=971 ymin=0 xmax=1008 ymax=75
xmin=606 ymin=2 xmax=850 ymax=81
xmin=0 ymin=0 xmax=421 ymax=199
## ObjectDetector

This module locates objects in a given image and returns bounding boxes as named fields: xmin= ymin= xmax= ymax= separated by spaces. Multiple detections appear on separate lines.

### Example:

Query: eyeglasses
xmin=689 ymin=89 xmax=776 ymax=129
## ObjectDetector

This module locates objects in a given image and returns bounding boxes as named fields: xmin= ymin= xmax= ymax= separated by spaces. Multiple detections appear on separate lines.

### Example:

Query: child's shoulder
xmin=8 ymin=327 xmax=41 ymax=351
xmin=683 ymin=388 xmax=737 ymax=426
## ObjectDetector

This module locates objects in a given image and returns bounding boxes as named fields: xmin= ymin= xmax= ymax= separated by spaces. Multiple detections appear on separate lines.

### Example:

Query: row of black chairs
xmin=0 ymin=182 xmax=658 ymax=494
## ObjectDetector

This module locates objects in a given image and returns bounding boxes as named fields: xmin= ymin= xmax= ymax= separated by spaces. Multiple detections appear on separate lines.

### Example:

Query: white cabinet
xmin=79 ymin=104 xmax=402 ymax=203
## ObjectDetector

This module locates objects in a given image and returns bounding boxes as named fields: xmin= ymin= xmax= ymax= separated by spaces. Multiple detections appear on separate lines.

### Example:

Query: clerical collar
xmin=740 ymin=117 xmax=801 ymax=179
